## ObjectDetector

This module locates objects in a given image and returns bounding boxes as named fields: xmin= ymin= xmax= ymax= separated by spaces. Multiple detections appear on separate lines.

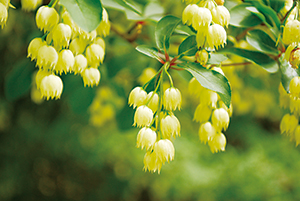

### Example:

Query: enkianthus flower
xmin=61 ymin=10 xmax=78 ymax=34
xmin=280 ymin=113 xmax=298 ymax=136
xmin=196 ymin=29 xmax=208 ymax=48
xmin=73 ymin=54 xmax=88 ymax=74
xmin=211 ymin=5 xmax=230 ymax=27
xmin=50 ymin=23 xmax=72 ymax=50
xmin=79 ymin=30 xmax=97 ymax=41
xmin=27 ymin=37 xmax=47 ymax=61
xmin=36 ymin=45 xmax=58 ymax=69
xmin=289 ymin=76 xmax=300 ymax=97
xmin=206 ymin=24 xmax=227 ymax=50
xmin=0 ymin=3 xmax=7 ymax=28
xmin=192 ymin=7 xmax=212 ymax=31
xmin=94 ymin=37 xmax=105 ymax=51
xmin=35 ymin=69 xmax=51 ymax=89
xmin=40 ymin=74 xmax=63 ymax=100
xmin=54 ymin=49 xmax=75 ymax=75
xmin=182 ymin=4 xmax=199 ymax=26
xmin=195 ymin=49 xmax=209 ymax=65
xmin=282 ymin=20 xmax=300 ymax=44
xmin=199 ymin=88 xmax=218 ymax=108
xmin=133 ymin=105 xmax=153 ymax=127
xmin=193 ymin=103 xmax=212 ymax=123
xmin=96 ymin=8 xmax=110 ymax=37
xmin=188 ymin=77 xmax=203 ymax=96
xmin=143 ymin=151 xmax=162 ymax=173
xmin=211 ymin=108 xmax=230 ymax=131
xmin=0 ymin=0 xmax=9 ymax=8
xmin=279 ymin=83 xmax=290 ymax=109
xmin=289 ymin=97 xmax=300 ymax=114
xmin=146 ymin=92 xmax=159 ymax=112
xmin=199 ymin=121 xmax=216 ymax=144
xmin=21 ymin=0 xmax=42 ymax=11
xmin=128 ymin=87 xmax=147 ymax=108
xmin=294 ymin=125 xmax=300 ymax=146
xmin=154 ymin=139 xmax=175 ymax=163
xmin=163 ymin=87 xmax=182 ymax=111
xmin=69 ymin=38 xmax=87 ymax=55
xmin=161 ymin=113 xmax=181 ymax=139
xmin=137 ymin=127 xmax=157 ymax=150
xmin=208 ymin=133 xmax=226 ymax=153
xmin=289 ymin=49 xmax=300 ymax=68
xmin=86 ymin=43 xmax=105 ymax=67
xmin=81 ymin=67 xmax=101 ymax=87
xmin=36 ymin=6 xmax=59 ymax=33
xmin=199 ymin=0 xmax=215 ymax=10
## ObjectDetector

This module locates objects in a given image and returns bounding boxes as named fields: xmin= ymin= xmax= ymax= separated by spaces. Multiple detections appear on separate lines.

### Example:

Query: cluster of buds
xmin=27 ymin=4 xmax=110 ymax=100
xmin=0 ymin=0 xmax=9 ymax=28
xmin=189 ymin=76 xmax=232 ymax=153
xmin=129 ymin=80 xmax=182 ymax=173
xmin=182 ymin=0 xmax=229 ymax=57
xmin=279 ymin=78 xmax=300 ymax=146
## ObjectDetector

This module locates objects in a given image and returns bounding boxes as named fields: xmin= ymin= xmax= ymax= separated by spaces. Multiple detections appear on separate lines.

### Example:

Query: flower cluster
xmin=279 ymin=78 xmax=300 ymax=146
xmin=129 ymin=75 xmax=182 ymax=173
xmin=182 ymin=0 xmax=229 ymax=55
xmin=28 ymin=4 xmax=110 ymax=100
xmin=189 ymin=76 xmax=231 ymax=153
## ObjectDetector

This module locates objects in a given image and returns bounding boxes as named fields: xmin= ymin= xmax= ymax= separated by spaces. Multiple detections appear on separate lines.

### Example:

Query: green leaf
xmin=207 ymin=53 xmax=228 ymax=65
xmin=220 ymin=48 xmax=279 ymax=73
xmin=155 ymin=15 xmax=182 ymax=51
xmin=279 ymin=54 xmax=300 ymax=92
xmin=266 ymin=0 xmax=285 ymax=13
xmin=111 ymin=0 xmax=141 ymax=15
xmin=230 ymin=4 xmax=263 ymax=27
xmin=59 ymin=0 xmax=103 ymax=32
xmin=177 ymin=62 xmax=231 ymax=107
xmin=136 ymin=45 xmax=162 ymax=62
xmin=178 ymin=35 xmax=198 ymax=57
xmin=246 ymin=29 xmax=280 ymax=55
xmin=5 ymin=59 xmax=35 ymax=101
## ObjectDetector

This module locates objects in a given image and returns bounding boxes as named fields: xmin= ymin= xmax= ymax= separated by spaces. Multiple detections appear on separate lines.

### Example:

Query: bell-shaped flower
xmin=36 ymin=6 xmax=59 ymax=32
xmin=86 ymin=43 xmax=105 ymax=67
xmin=128 ymin=87 xmax=147 ymax=108
xmin=40 ymin=74 xmax=63 ymax=100
xmin=133 ymin=105 xmax=153 ymax=127
xmin=137 ymin=127 xmax=157 ymax=150
xmin=36 ymin=45 xmax=58 ymax=69
xmin=206 ymin=24 xmax=227 ymax=50
xmin=81 ymin=67 xmax=101 ymax=87
xmin=73 ymin=54 xmax=88 ymax=74
xmin=154 ymin=139 xmax=175 ymax=164
xmin=211 ymin=108 xmax=230 ymax=131
xmin=208 ymin=133 xmax=226 ymax=153
xmin=27 ymin=37 xmax=47 ymax=61
xmin=54 ymin=49 xmax=75 ymax=75
xmin=161 ymin=113 xmax=181 ymax=139
xmin=163 ymin=87 xmax=182 ymax=111
xmin=198 ymin=121 xmax=216 ymax=144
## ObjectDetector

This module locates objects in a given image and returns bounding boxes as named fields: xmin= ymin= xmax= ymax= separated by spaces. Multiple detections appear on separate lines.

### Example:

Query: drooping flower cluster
xmin=189 ymin=76 xmax=232 ymax=153
xmin=182 ymin=0 xmax=230 ymax=55
xmin=279 ymin=78 xmax=300 ymax=145
xmin=27 ymin=4 xmax=110 ymax=100
xmin=129 ymin=68 xmax=182 ymax=173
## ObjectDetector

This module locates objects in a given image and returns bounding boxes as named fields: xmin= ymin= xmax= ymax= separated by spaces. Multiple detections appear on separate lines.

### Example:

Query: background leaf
xmin=155 ymin=15 xmax=182 ymax=51
xmin=136 ymin=45 xmax=162 ymax=62
xmin=207 ymin=53 xmax=228 ymax=65
xmin=4 ymin=59 xmax=35 ymax=101
xmin=178 ymin=35 xmax=198 ymax=57
xmin=178 ymin=62 xmax=231 ymax=107
xmin=230 ymin=4 xmax=263 ymax=27
xmin=59 ymin=0 xmax=103 ymax=32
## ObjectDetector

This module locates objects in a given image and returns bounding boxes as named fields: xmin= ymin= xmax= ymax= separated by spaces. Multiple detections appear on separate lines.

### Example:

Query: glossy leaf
xmin=220 ymin=48 xmax=279 ymax=73
xmin=136 ymin=45 xmax=162 ymax=62
xmin=178 ymin=35 xmax=197 ymax=56
xmin=207 ymin=53 xmax=228 ymax=65
xmin=5 ymin=59 xmax=35 ymax=101
xmin=279 ymin=54 xmax=300 ymax=92
xmin=155 ymin=15 xmax=182 ymax=51
xmin=265 ymin=0 xmax=285 ymax=13
xmin=246 ymin=29 xmax=280 ymax=55
xmin=230 ymin=4 xmax=263 ymax=27
xmin=59 ymin=0 xmax=103 ymax=32
xmin=177 ymin=62 xmax=231 ymax=107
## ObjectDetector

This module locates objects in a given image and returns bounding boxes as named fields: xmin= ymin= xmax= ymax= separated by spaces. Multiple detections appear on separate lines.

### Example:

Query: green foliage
xmin=279 ymin=54 xmax=300 ymax=92
xmin=59 ymin=0 xmax=103 ymax=32
xmin=178 ymin=35 xmax=198 ymax=57
xmin=230 ymin=4 xmax=263 ymax=27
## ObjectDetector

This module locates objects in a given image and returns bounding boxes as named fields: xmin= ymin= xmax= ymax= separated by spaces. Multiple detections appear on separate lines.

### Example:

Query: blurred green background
xmin=1 ymin=0 xmax=300 ymax=201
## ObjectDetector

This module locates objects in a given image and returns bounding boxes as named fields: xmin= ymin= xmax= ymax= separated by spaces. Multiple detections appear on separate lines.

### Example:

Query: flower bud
xmin=54 ymin=49 xmax=75 ymax=74
xmin=0 ymin=2 xmax=7 ymax=28
xmin=154 ymin=139 xmax=175 ymax=163
xmin=215 ymin=0 xmax=224 ymax=6
xmin=208 ymin=133 xmax=226 ymax=153
xmin=195 ymin=49 xmax=209 ymax=65
xmin=192 ymin=7 xmax=212 ymax=31
xmin=36 ymin=45 xmax=58 ymax=69
xmin=163 ymin=87 xmax=182 ymax=111
xmin=280 ymin=113 xmax=298 ymax=136
xmin=86 ymin=43 xmax=105 ymax=67
xmin=51 ymin=23 xmax=72 ymax=50
xmin=137 ymin=127 xmax=157 ymax=150
xmin=96 ymin=8 xmax=110 ymax=37
xmin=196 ymin=29 xmax=208 ymax=48
xmin=143 ymin=151 xmax=162 ymax=173
xmin=193 ymin=103 xmax=212 ymax=123
xmin=21 ymin=0 xmax=42 ymax=11
xmin=73 ymin=54 xmax=88 ymax=74
xmin=128 ymin=87 xmax=147 ymax=108
xmin=282 ymin=20 xmax=300 ymax=44
xmin=199 ymin=122 xmax=216 ymax=144
xmin=182 ymin=4 xmax=198 ymax=26
xmin=36 ymin=6 xmax=59 ymax=32
xmin=161 ymin=114 xmax=181 ymax=139
xmin=146 ymin=92 xmax=159 ymax=112
xmin=284 ymin=43 xmax=297 ymax=62
xmin=211 ymin=6 xmax=230 ymax=27
xmin=40 ymin=74 xmax=63 ymax=100
xmin=206 ymin=24 xmax=227 ymax=50
xmin=211 ymin=108 xmax=230 ymax=131
xmin=69 ymin=37 xmax=87 ymax=55
xmin=27 ymin=37 xmax=47 ymax=61
xmin=133 ymin=105 xmax=153 ymax=127
xmin=81 ymin=67 xmax=101 ymax=87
